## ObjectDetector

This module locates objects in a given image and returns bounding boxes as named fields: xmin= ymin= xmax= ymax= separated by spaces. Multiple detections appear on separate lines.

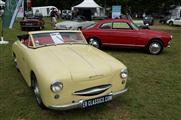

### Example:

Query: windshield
xmin=32 ymin=32 xmax=87 ymax=47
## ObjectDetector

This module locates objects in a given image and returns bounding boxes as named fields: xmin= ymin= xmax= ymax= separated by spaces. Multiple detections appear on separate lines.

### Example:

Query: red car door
xmin=109 ymin=22 xmax=141 ymax=47
xmin=95 ymin=22 xmax=116 ymax=44
xmin=95 ymin=22 xmax=140 ymax=46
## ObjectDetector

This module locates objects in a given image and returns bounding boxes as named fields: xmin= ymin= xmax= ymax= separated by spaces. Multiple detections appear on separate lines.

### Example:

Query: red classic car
xmin=19 ymin=16 xmax=45 ymax=31
xmin=82 ymin=19 xmax=172 ymax=55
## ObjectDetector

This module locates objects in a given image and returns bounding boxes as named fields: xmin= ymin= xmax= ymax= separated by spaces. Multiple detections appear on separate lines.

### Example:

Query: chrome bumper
xmin=48 ymin=88 xmax=128 ymax=110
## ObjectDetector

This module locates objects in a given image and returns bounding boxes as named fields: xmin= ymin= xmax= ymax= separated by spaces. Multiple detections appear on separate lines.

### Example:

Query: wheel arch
xmin=146 ymin=38 xmax=164 ymax=47
xmin=30 ymin=70 xmax=36 ymax=88
xmin=87 ymin=36 xmax=102 ymax=44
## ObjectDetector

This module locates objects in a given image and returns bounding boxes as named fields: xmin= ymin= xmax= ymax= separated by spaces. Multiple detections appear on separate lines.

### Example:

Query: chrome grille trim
xmin=73 ymin=84 xmax=112 ymax=96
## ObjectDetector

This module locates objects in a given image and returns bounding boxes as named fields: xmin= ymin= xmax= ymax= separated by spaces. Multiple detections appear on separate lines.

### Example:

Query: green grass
xmin=0 ymin=18 xmax=181 ymax=120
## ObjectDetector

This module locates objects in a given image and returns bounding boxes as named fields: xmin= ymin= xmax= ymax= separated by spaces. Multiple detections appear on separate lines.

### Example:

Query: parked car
xmin=61 ymin=10 xmax=72 ymax=20
xmin=12 ymin=30 xmax=128 ymax=110
xmin=143 ymin=15 xmax=154 ymax=25
xmin=159 ymin=15 xmax=171 ymax=24
xmin=166 ymin=18 xmax=175 ymax=25
xmin=54 ymin=20 xmax=95 ymax=30
xmin=82 ymin=19 xmax=172 ymax=55
xmin=19 ymin=16 xmax=45 ymax=31
xmin=167 ymin=18 xmax=181 ymax=26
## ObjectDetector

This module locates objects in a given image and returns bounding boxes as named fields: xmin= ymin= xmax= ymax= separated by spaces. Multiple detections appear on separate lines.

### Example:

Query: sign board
xmin=112 ymin=5 xmax=121 ymax=19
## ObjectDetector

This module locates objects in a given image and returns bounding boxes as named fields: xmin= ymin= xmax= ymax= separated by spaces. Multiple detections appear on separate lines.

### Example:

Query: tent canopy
xmin=0 ymin=0 xmax=5 ymax=5
xmin=73 ymin=0 xmax=102 ymax=8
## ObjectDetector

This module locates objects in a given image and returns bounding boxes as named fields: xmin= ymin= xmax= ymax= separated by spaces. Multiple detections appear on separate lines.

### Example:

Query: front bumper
xmin=48 ymin=88 xmax=128 ymax=110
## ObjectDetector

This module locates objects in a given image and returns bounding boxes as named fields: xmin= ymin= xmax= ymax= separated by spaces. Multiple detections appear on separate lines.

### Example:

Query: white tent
xmin=72 ymin=0 xmax=105 ymax=18
xmin=73 ymin=0 xmax=102 ymax=8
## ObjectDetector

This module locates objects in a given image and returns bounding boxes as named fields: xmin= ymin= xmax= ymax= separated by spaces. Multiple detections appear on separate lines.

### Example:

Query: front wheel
xmin=88 ymin=38 xmax=101 ymax=49
xmin=31 ymin=74 xmax=46 ymax=109
xmin=146 ymin=40 xmax=163 ymax=55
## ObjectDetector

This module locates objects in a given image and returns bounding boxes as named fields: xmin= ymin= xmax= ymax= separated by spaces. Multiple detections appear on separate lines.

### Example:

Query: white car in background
xmin=54 ymin=20 xmax=95 ymax=30
xmin=167 ymin=18 xmax=181 ymax=26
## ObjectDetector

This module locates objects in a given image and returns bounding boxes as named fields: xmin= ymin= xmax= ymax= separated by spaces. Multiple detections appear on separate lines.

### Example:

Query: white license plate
xmin=82 ymin=95 xmax=112 ymax=108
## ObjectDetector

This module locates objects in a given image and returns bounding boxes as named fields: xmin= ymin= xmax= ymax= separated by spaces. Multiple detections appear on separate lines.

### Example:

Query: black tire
xmin=169 ymin=21 xmax=173 ymax=26
xmin=31 ymin=73 xmax=46 ymax=109
xmin=88 ymin=38 xmax=101 ymax=49
xmin=146 ymin=40 xmax=163 ymax=55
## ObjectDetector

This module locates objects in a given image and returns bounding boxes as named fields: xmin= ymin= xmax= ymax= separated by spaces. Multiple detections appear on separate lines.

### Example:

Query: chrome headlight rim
xmin=120 ymin=68 xmax=128 ymax=79
xmin=50 ymin=81 xmax=63 ymax=93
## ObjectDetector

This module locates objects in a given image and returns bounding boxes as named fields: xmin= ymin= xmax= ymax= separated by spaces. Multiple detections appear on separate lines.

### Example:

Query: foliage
xmin=31 ymin=0 xmax=181 ymax=14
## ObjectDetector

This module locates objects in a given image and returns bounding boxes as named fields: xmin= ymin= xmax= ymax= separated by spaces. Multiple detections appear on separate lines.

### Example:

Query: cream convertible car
xmin=12 ymin=30 xmax=128 ymax=110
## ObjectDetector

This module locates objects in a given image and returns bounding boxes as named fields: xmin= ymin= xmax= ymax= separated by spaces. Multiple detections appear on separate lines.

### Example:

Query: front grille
xmin=73 ymin=84 xmax=112 ymax=96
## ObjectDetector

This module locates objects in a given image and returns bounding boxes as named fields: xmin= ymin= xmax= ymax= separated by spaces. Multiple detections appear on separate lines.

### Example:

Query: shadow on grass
xmin=101 ymin=46 xmax=146 ymax=54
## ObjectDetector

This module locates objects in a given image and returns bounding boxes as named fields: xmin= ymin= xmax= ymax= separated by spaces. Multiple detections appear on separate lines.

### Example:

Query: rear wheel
xmin=31 ymin=73 xmax=46 ymax=109
xmin=88 ymin=38 xmax=101 ymax=49
xmin=146 ymin=40 xmax=163 ymax=55
xmin=169 ymin=21 xmax=173 ymax=26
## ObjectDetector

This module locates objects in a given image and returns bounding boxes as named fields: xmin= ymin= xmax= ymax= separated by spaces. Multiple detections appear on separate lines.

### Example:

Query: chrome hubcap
xmin=89 ymin=38 xmax=100 ymax=48
xmin=34 ymin=83 xmax=41 ymax=104
xmin=14 ymin=58 xmax=19 ymax=69
xmin=149 ymin=42 xmax=161 ymax=54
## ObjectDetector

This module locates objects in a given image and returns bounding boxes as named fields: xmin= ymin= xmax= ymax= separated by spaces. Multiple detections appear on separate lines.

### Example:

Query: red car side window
xmin=100 ymin=22 xmax=112 ymax=29
xmin=113 ymin=22 xmax=131 ymax=29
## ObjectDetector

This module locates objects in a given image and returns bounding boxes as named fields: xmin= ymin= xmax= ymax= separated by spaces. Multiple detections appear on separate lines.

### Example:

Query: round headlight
xmin=50 ymin=81 xmax=63 ymax=93
xmin=120 ymin=68 xmax=128 ymax=79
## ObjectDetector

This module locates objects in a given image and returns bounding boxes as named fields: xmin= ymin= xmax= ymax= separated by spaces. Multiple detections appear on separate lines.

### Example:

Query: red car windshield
xmin=32 ymin=32 xmax=87 ymax=47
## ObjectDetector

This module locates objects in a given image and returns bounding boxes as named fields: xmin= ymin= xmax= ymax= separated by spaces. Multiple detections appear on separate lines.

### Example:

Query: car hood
xmin=31 ymin=45 xmax=124 ymax=82
xmin=55 ymin=21 xmax=79 ymax=29
xmin=55 ymin=21 xmax=95 ymax=29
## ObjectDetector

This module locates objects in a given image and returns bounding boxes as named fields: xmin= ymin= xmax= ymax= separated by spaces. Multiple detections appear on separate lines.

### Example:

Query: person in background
xmin=50 ymin=8 xmax=58 ymax=27
xmin=0 ymin=6 xmax=4 ymax=17
xmin=35 ymin=9 xmax=43 ymax=19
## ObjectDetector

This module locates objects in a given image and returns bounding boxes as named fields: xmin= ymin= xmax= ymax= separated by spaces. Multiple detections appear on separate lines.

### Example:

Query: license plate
xmin=82 ymin=95 xmax=112 ymax=108
xmin=25 ymin=23 xmax=33 ymax=26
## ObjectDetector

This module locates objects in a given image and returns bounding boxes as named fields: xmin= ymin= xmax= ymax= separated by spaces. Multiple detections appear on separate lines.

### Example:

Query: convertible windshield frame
xmin=30 ymin=31 xmax=87 ymax=48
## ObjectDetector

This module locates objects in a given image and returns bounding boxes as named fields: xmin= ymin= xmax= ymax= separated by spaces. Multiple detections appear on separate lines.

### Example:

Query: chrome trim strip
xmin=48 ymin=88 xmax=128 ymax=110
xmin=73 ymin=84 xmax=112 ymax=96
xmin=103 ymin=43 xmax=145 ymax=47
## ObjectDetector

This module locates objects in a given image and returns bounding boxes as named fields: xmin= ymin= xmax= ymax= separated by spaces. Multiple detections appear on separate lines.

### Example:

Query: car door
xmin=109 ymin=22 xmax=140 ymax=46
xmin=96 ymin=22 xmax=115 ymax=44
xmin=174 ymin=18 xmax=181 ymax=25
xmin=16 ymin=36 xmax=33 ymax=79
